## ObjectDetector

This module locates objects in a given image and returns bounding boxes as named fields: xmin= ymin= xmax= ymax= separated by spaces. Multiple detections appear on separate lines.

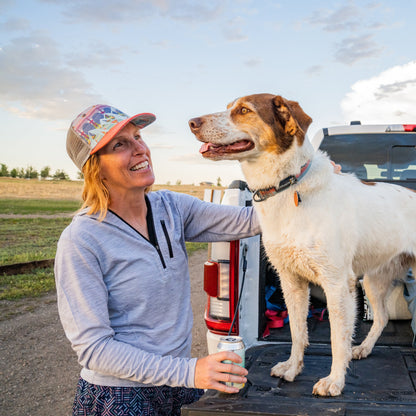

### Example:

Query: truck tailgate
xmin=182 ymin=343 xmax=416 ymax=415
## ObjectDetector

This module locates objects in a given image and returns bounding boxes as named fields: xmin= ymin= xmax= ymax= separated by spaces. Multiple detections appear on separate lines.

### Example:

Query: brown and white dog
xmin=189 ymin=93 xmax=416 ymax=396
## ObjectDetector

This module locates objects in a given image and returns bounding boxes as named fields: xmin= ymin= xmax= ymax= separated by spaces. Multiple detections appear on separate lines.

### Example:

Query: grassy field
xmin=0 ymin=177 xmax=222 ymax=201
xmin=0 ymin=178 xmax=219 ymax=300
xmin=0 ymin=199 xmax=81 ymax=215
xmin=0 ymin=217 xmax=72 ymax=265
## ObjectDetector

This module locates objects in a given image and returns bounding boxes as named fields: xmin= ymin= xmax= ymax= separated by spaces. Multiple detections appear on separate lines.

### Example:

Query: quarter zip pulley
xmin=160 ymin=220 xmax=174 ymax=258
xmin=145 ymin=197 xmax=167 ymax=268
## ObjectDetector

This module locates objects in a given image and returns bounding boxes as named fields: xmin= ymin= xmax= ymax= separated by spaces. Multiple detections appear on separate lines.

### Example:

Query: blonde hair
xmin=80 ymin=153 xmax=152 ymax=221
xmin=80 ymin=154 xmax=110 ymax=221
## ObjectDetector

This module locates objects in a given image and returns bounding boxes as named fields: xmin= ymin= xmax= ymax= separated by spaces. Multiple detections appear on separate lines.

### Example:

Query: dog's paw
xmin=312 ymin=376 xmax=344 ymax=397
xmin=270 ymin=360 xmax=302 ymax=382
xmin=352 ymin=344 xmax=371 ymax=360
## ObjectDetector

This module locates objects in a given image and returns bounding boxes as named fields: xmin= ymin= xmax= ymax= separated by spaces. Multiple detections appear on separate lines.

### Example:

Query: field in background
xmin=0 ymin=177 xmax=225 ymax=201
xmin=0 ymin=178 xmax=217 ymax=300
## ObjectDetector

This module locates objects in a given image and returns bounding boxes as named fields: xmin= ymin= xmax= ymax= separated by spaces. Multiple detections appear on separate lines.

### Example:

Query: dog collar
xmin=252 ymin=160 xmax=312 ymax=203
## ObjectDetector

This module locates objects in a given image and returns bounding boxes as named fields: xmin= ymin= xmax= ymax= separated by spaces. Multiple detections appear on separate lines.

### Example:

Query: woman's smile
xmin=130 ymin=160 xmax=150 ymax=172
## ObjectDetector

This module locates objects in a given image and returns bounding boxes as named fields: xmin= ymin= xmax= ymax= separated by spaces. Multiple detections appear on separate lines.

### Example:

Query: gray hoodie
xmin=55 ymin=190 xmax=260 ymax=388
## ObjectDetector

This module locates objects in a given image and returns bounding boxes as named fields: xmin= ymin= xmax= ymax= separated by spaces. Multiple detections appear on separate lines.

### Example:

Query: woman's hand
xmin=195 ymin=351 xmax=248 ymax=394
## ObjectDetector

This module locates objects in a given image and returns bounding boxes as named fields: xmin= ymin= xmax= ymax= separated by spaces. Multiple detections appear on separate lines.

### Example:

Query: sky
xmin=1 ymin=0 xmax=415 ymax=186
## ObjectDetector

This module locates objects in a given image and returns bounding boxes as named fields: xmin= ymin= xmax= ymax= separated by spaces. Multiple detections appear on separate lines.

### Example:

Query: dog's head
xmin=189 ymin=93 xmax=312 ymax=161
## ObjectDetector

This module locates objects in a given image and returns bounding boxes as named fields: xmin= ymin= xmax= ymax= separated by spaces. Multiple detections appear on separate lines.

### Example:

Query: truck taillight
xmin=386 ymin=124 xmax=416 ymax=132
xmin=204 ymin=240 xmax=239 ymax=335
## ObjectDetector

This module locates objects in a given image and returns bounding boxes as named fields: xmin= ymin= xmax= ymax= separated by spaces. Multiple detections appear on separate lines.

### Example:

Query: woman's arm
xmin=172 ymin=192 xmax=261 ymax=242
xmin=55 ymin=228 xmax=197 ymax=388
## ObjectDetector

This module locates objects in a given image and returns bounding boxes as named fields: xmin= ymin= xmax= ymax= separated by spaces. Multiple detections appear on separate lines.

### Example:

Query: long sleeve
xmin=55 ymin=224 xmax=197 ymax=388
xmin=171 ymin=192 xmax=261 ymax=242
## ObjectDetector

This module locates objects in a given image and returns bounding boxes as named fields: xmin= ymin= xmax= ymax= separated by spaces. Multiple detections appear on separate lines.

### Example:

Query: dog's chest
xmin=255 ymin=199 xmax=327 ymax=283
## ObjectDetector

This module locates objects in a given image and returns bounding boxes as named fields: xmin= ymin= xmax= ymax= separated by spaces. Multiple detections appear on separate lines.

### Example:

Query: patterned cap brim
xmin=90 ymin=113 xmax=156 ymax=155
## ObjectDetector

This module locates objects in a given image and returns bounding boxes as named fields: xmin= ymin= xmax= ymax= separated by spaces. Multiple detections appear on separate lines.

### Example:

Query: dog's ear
xmin=273 ymin=96 xmax=312 ymax=135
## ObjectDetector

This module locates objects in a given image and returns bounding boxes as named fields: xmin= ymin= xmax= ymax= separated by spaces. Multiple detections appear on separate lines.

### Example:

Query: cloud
xmin=334 ymin=34 xmax=383 ymax=64
xmin=306 ymin=65 xmax=323 ymax=76
xmin=0 ymin=0 xmax=13 ymax=13
xmin=244 ymin=58 xmax=262 ymax=67
xmin=222 ymin=17 xmax=248 ymax=42
xmin=341 ymin=61 xmax=416 ymax=123
xmin=65 ymin=42 xmax=124 ymax=69
xmin=307 ymin=3 xmax=360 ymax=32
xmin=307 ymin=2 xmax=386 ymax=64
xmin=42 ymin=0 xmax=224 ymax=24
xmin=161 ymin=0 xmax=224 ymax=22
xmin=307 ymin=2 xmax=386 ymax=33
xmin=0 ymin=17 xmax=31 ymax=32
xmin=40 ymin=0 xmax=155 ymax=23
xmin=0 ymin=32 xmax=103 ymax=120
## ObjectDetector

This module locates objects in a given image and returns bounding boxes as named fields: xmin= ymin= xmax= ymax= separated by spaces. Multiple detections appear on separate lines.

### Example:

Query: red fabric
xmin=263 ymin=309 xmax=288 ymax=338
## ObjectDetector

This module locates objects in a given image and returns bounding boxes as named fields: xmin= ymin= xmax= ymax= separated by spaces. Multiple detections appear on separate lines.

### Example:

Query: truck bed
xmin=264 ymin=315 xmax=414 ymax=347
xmin=182 ymin=341 xmax=416 ymax=415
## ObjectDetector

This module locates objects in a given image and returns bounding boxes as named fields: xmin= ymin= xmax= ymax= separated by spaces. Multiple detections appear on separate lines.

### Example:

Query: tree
xmin=24 ymin=166 xmax=38 ymax=179
xmin=217 ymin=177 xmax=222 ymax=186
xmin=0 ymin=163 xmax=8 ymax=177
xmin=10 ymin=168 xmax=18 ymax=178
xmin=176 ymin=179 xmax=182 ymax=185
xmin=77 ymin=171 xmax=84 ymax=180
xmin=40 ymin=166 xmax=51 ymax=180
xmin=53 ymin=169 xmax=70 ymax=180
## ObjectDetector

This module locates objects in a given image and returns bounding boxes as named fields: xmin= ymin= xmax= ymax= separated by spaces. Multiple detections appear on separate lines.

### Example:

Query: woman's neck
xmin=109 ymin=190 xmax=149 ymax=238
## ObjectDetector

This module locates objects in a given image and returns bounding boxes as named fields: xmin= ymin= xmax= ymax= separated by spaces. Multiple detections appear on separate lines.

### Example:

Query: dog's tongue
xmin=199 ymin=143 xmax=212 ymax=153
xmin=200 ymin=140 xmax=253 ymax=154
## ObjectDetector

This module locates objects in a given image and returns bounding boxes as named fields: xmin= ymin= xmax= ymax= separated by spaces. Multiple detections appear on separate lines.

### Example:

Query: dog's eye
xmin=240 ymin=107 xmax=251 ymax=115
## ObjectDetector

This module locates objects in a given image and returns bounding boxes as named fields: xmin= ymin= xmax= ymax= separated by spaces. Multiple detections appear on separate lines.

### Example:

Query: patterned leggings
xmin=73 ymin=377 xmax=204 ymax=416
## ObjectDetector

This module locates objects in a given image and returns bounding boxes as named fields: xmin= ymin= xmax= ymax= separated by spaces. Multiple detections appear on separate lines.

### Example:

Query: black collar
xmin=252 ymin=160 xmax=312 ymax=202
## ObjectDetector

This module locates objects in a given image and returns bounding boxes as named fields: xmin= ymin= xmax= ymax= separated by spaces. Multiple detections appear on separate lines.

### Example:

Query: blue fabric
xmin=265 ymin=285 xmax=286 ymax=312
xmin=404 ymin=270 xmax=416 ymax=348
xmin=73 ymin=377 xmax=204 ymax=416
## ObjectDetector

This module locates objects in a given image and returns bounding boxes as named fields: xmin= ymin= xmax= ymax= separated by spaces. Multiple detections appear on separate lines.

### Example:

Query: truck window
xmin=320 ymin=133 xmax=416 ymax=181
xmin=390 ymin=146 xmax=416 ymax=180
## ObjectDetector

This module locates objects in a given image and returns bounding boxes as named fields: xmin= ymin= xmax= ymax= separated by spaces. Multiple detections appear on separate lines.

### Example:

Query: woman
xmin=55 ymin=104 xmax=261 ymax=415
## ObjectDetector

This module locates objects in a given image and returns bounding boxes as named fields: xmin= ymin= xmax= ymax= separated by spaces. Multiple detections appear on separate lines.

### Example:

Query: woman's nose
xmin=132 ymin=139 xmax=146 ymax=154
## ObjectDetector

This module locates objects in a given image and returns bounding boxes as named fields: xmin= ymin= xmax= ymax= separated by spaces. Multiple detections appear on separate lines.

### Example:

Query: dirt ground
xmin=0 ymin=249 xmax=209 ymax=416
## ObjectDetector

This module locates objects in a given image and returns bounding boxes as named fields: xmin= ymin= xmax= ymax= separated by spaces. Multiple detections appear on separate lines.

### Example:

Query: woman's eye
xmin=241 ymin=107 xmax=250 ymax=114
xmin=113 ymin=142 xmax=123 ymax=150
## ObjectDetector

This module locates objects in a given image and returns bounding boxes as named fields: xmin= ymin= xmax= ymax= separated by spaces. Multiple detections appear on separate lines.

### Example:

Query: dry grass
xmin=0 ymin=177 xmax=224 ymax=201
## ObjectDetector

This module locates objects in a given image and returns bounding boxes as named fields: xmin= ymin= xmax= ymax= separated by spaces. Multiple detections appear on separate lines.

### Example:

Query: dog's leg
xmin=352 ymin=272 xmax=392 ymax=359
xmin=353 ymin=254 xmax=416 ymax=359
xmin=312 ymin=276 xmax=356 ymax=396
xmin=270 ymin=272 xmax=309 ymax=382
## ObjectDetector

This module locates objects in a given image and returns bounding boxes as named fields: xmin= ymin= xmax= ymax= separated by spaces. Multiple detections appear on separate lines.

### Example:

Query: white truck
xmin=183 ymin=122 xmax=416 ymax=416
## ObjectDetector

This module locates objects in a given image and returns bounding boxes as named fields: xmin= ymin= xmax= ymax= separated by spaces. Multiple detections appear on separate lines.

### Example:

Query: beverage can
xmin=217 ymin=336 xmax=245 ymax=390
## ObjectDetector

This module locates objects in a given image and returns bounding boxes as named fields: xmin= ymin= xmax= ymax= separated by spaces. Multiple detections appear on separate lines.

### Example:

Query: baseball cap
xmin=66 ymin=104 xmax=156 ymax=171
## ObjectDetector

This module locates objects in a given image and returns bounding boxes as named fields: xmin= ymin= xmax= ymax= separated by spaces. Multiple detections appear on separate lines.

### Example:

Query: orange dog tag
xmin=294 ymin=191 xmax=301 ymax=207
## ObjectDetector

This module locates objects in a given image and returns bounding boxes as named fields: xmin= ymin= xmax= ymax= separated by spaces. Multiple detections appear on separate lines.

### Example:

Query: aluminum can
xmin=217 ymin=336 xmax=245 ymax=390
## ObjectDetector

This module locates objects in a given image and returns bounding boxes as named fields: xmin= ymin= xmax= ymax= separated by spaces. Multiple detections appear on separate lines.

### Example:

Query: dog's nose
xmin=189 ymin=117 xmax=203 ymax=132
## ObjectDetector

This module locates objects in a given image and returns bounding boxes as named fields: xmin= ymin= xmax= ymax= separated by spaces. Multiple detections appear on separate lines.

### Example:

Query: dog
xmin=189 ymin=93 xmax=416 ymax=396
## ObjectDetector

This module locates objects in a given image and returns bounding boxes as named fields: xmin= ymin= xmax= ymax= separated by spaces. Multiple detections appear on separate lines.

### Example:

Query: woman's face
xmin=97 ymin=122 xmax=155 ymax=197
